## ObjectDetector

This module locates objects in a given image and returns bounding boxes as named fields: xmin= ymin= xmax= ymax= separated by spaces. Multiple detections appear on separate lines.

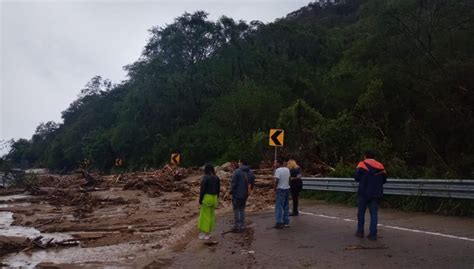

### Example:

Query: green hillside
xmin=5 ymin=0 xmax=474 ymax=178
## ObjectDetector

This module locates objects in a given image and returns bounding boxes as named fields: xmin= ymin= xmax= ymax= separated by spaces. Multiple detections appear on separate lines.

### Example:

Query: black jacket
xmin=199 ymin=175 xmax=220 ymax=204
xmin=290 ymin=167 xmax=302 ymax=191
xmin=354 ymin=159 xmax=387 ymax=199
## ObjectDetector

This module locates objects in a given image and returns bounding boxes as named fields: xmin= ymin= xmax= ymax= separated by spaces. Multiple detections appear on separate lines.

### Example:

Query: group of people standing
xmin=273 ymin=158 xmax=302 ymax=229
xmin=197 ymin=150 xmax=387 ymax=241
xmin=197 ymin=158 xmax=303 ymax=238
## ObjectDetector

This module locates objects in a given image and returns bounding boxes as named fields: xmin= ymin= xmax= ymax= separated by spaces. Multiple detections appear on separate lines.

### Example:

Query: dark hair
xmin=365 ymin=150 xmax=376 ymax=159
xmin=239 ymin=159 xmax=248 ymax=166
xmin=204 ymin=164 xmax=215 ymax=175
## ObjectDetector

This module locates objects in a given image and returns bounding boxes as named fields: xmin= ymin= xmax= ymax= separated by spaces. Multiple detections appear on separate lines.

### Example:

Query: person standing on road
xmin=354 ymin=150 xmax=387 ymax=240
xmin=274 ymin=158 xmax=291 ymax=229
xmin=230 ymin=159 xmax=255 ymax=233
xmin=198 ymin=164 xmax=220 ymax=240
xmin=288 ymin=159 xmax=303 ymax=216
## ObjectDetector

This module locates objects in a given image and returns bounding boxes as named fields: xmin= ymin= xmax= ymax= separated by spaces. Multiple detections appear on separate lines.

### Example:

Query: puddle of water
xmin=2 ymin=241 xmax=157 ymax=268
xmin=0 ymin=193 xmax=195 ymax=268
xmin=0 ymin=217 xmax=199 ymax=268
xmin=0 ymin=202 xmax=32 ymax=208
xmin=0 ymin=194 xmax=32 ymax=202
xmin=0 ymin=211 xmax=72 ymax=241
xmin=0 ymin=210 xmax=164 ymax=268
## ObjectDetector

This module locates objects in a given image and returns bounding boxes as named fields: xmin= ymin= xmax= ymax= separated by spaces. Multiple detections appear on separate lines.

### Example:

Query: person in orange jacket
xmin=354 ymin=150 xmax=387 ymax=240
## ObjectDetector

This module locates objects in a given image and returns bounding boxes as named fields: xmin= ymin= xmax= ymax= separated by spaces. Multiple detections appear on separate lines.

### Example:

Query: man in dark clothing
xmin=354 ymin=150 xmax=387 ymax=240
xmin=231 ymin=159 xmax=256 ymax=232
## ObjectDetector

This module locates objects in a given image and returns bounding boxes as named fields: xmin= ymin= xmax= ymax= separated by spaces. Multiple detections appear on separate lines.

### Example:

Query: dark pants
xmin=232 ymin=197 xmax=247 ymax=230
xmin=275 ymin=189 xmax=290 ymax=225
xmin=357 ymin=196 xmax=379 ymax=237
xmin=290 ymin=187 xmax=300 ymax=214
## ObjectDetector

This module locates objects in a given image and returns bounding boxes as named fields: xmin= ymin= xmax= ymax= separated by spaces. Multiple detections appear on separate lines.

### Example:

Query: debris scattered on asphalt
xmin=344 ymin=245 xmax=388 ymax=250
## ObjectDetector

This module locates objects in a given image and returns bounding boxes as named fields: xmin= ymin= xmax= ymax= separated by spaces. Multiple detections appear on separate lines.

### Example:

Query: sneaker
xmin=367 ymin=235 xmax=377 ymax=241
xmin=203 ymin=234 xmax=210 ymax=240
xmin=289 ymin=212 xmax=299 ymax=216
xmin=355 ymin=232 xmax=364 ymax=238
xmin=283 ymin=224 xmax=290 ymax=228
xmin=198 ymin=233 xmax=206 ymax=240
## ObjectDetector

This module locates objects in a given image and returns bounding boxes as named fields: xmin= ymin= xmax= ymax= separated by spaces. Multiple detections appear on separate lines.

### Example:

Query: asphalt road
xmin=170 ymin=200 xmax=474 ymax=269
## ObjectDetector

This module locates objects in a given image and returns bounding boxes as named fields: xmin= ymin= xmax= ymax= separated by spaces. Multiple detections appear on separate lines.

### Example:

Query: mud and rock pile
xmin=0 ymin=163 xmax=279 ymax=265
xmin=26 ymin=165 xmax=194 ymax=204
xmin=35 ymin=173 xmax=90 ymax=188
xmin=22 ymin=172 xmax=102 ymax=217
xmin=22 ymin=163 xmax=277 ymax=215
xmin=113 ymin=165 xmax=195 ymax=197
xmin=214 ymin=163 xmax=276 ymax=211
xmin=118 ymin=165 xmax=191 ymax=182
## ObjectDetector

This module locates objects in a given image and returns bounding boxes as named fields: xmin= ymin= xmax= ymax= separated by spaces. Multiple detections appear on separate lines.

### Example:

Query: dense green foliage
xmin=5 ymin=0 xmax=474 ymax=177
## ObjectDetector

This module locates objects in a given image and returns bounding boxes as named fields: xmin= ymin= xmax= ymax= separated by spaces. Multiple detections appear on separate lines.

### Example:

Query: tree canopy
xmin=5 ymin=0 xmax=474 ymax=178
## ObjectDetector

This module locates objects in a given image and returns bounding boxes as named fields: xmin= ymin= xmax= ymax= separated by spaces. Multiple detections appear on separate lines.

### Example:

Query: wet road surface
xmin=171 ymin=200 xmax=474 ymax=269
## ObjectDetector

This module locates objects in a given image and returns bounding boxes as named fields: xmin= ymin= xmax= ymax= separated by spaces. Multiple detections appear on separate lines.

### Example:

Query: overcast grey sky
xmin=0 ymin=0 xmax=310 ymax=152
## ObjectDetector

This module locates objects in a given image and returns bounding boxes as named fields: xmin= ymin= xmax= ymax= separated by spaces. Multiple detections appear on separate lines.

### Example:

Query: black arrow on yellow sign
xmin=269 ymin=129 xmax=284 ymax=147
xmin=171 ymin=154 xmax=181 ymax=165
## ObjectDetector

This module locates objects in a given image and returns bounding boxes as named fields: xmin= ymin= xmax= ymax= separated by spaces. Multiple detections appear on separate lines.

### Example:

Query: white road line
xmin=299 ymin=210 xmax=474 ymax=242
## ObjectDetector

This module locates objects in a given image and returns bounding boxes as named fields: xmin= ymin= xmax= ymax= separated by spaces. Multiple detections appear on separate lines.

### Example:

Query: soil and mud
xmin=1 ymin=164 xmax=473 ymax=268
xmin=0 ymin=163 xmax=275 ymax=268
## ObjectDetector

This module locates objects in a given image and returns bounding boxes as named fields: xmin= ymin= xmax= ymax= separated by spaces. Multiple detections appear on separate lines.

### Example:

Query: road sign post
xmin=274 ymin=147 xmax=277 ymax=163
xmin=269 ymin=129 xmax=284 ymax=162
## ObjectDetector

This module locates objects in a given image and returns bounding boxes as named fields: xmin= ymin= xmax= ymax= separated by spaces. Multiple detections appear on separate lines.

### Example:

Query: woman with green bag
xmin=198 ymin=164 xmax=220 ymax=240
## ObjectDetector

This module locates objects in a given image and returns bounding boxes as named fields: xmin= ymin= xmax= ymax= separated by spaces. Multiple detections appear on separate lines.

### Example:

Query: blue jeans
xmin=232 ymin=198 xmax=247 ymax=230
xmin=275 ymin=189 xmax=290 ymax=225
xmin=357 ymin=196 xmax=379 ymax=237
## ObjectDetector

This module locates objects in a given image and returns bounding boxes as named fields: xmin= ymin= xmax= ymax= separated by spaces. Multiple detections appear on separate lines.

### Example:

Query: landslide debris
xmin=0 ymin=163 xmax=282 ymax=264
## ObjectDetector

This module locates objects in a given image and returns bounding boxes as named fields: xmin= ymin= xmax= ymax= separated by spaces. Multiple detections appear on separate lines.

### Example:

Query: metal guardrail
xmin=302 ymin=177 xmax=474 ymax=199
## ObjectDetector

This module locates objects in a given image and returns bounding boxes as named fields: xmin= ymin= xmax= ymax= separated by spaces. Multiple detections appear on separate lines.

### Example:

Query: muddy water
xmin=0 ymin=192 xmax=198 ymax=268
xmin=1 ymin=218 xmax=197 ymax=268
xmin=0 ymin=202 xmax=31 ymax=208
xmin=0 ymin=194 xmax=72 ymax=243
xmin=0 ymin=211 xmax=71 ymax=240
xmin=3 ymin=242 xmax=152 ymax=268
xmin=0 ymin=193 xmax=32 ymax=202
xmin=0 ymin=195 xmax=75 ymax=268
xmin=0 ymin=204 xmax=139 ymax=267
xmin=0 ymin=194 xmax=48 ymax=239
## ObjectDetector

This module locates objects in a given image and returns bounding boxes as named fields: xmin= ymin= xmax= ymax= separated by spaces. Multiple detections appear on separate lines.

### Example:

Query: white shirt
xmin=274 ymin=167 xmax=290 ymax=189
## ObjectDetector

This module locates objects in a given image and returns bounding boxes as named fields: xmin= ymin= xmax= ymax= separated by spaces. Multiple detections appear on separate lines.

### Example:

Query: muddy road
xmin=1 ymin=166 xmax=473 ymax=268
xmin=0 ymin=164 xmax=275 ymax=268
xmin=0 ymin=177 xmax=201 ymax=267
